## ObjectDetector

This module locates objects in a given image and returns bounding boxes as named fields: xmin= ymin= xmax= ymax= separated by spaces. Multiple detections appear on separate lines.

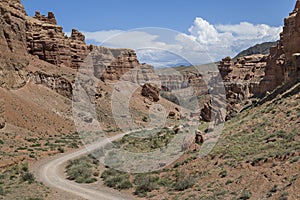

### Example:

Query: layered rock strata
xmin=259 ymin=0 xmax=300 ymax=94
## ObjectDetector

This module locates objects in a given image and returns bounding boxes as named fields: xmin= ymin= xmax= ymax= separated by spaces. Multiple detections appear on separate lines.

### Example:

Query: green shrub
xmin=225 ymin=179 xmax=233 ymax=185
xmin=142 ymin=116 xmax=148 ymax=122
xmin=58 ymin=146 xmax=64 ymax=153
xmin=278 ymin=192 xmax=289 ymax=200
xmin=21 ymin=172 xmax=35 ymax=184
xmin=173 ymin=162 xmax=181 ymax=168
xmin=101 ymin=168 xmax=132 ymax=190
xmin=134 ymin=174 xmax=159 ymax=197
xmin=220 ymin=170 xmax=227 ymax=178
xmin=173 ymin=170 xmax=195 ymax=191
xmin=290 ymin=156 xmax=299 ymax=163
xmin=0 ymin=185 xmax=5 ymax=196
xmin=239 ymin=190 xmax=251 ymax=200
xmin=117 ymin=128 xmax=176 ymax=153
xmin=0 ymin=139 xmax=3 ymax=145
xmin=67 ymin=163 xmax=94 ymax=183
xmin=66 ymin=157 xmax=97 ymax=183
xmin=21 ymin=163 xmax=29 ymax=172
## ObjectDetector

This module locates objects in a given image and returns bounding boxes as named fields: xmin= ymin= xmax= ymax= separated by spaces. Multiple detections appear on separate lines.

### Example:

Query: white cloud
xmin=81 ymin=18 xmax=282 ymax=67
xmin=188 ymin=17 xmax=220 ymax=44
xmin=180 ymin=18 xmax=282 ymax=60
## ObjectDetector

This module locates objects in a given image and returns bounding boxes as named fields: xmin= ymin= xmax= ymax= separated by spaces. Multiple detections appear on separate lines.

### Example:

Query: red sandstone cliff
xmin=0 ymin=0 xmax=154 ymax=92
xmin=0 ymin=0 xmax=29 ymax=88
xmin=258 ymin=0 xmax=300 ymax=94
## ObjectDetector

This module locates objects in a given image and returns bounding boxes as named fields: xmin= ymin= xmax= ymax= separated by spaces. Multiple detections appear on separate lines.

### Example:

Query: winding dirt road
xmin=33 ymin=132 xmax=137 ymax=200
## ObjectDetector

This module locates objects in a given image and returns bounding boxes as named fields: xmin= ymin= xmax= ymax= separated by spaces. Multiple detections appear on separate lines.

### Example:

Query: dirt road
xmin=33 ymin=132 xmax=137 ymax=200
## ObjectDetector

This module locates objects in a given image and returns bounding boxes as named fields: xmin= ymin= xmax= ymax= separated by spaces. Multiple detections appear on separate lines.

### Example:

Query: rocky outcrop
xmin=141 ymin=83 xmax=160 ymax=102
xmin=158 ymin=70 xmax=207 ymax=95
xmin=33 ymin=11 xmax=57 ymax=25
xmin=91 ymin=47 xmax=138 ymax=81
xmin=26 ymin=12 xmax=90 ymax=69
xmin=200 ymin=97 xmax=227 ymax=124
xmin=258 ymin=0 xmax=300 ymax=95
xmin=90 ymin=47 xmax=159 ymax=85
xmin=195 ymin=130 xmax=204 ymax=144
xmin=219 ymin=55 xmax=267 ymax=95
xmin=0 ymin=0 xmax=29 ymax=89
xmin=26 ymin=12 xmax=154 ymax=83
xmin=0 ymin=0 xmax=160 ymax=96
xmin=30 ymin=72 xmax=73 ymax=98
xmin=213 ymin=55 xmax=267 ymax=119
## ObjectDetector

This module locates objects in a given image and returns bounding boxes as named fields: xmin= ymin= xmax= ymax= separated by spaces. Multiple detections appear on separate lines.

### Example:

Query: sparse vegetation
xmin=101 ymin=168 xmax=132 ymax=190
xmin=113 ymin=128 xmax=176 ymax=153
xmin=267 ymin=185 xmax=278 ymax=197
xmin=142 ymin=116 xmax=148 ymax=122
xmin=278 ymin=192 xmax=289 ymax=200
xmin=173 ymin=170 xmax=195 ymax=191
xmin=0 ymin=185 xmax=5 ymax=196
xmin=239 ymin=189 xmax=251 ymax=199
xmin=66 ymin=156 xmax=98 ymax=183
xmin=160 ymin=91 xmax=180 ymax=105
xmin=134 ymin=174 xmax=158 ymax=197
xmin=0 ymin=2 xmax=299 ymax=199
xmin=21 ymin=172 xmax=35 ymax=184
xmin=220 ymin=170 xmax=227 ymax=178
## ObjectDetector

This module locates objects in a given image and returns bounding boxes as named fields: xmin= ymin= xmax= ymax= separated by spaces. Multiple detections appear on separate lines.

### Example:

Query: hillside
xmin=0 ymin=1 xmax=180 ymax=198
xmin=79 ymin=1 xmax=300 ymax=200
xmin=105 ymin=79 xmax=299 ymax=200
xmin=0 ymin=0 xmax=299 ymax=200
xmin=234 ymin=41 xmax=278 ymax=59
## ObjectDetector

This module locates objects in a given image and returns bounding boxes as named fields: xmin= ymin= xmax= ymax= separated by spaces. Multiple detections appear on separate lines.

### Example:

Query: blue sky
xmin=21 ymin=0 xmax=296 ymax=66
xmin=22 ymin=0 xmax=294 ymax=32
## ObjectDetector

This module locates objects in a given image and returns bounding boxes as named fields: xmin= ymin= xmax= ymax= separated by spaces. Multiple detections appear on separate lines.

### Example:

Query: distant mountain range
xmin=234 ymin=41 xmax=278 ymax=59
xmin=168 ymin=41 xmax=278 ymax=68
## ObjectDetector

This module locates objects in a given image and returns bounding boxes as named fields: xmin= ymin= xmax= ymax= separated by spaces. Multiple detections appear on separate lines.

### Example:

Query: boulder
xmin=200 ymin=98 xmax=226 ymax=124
xmin=141 ymin=83 xmax=160 ymax=102
xmin=195 ymin=130 xmax=204 ymax=144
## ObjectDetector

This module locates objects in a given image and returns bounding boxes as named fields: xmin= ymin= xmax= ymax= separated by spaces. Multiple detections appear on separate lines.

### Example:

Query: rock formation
xmin=30 ymin=71 xmax=73 ymax=98
xmin=100 ymin=49 xmax=140 ymax=80
xmin=141 ymin=83 xmax=160 ymax=102
xmin=26 ymin=12 xmax=89 ymax=69
xmin=90 ymin=47 xmax=160 ymax=85
xmin=195 ymin=130 xmax=204 ymax=144
xmin=0 ymin=0 xmax=29 ymax=89
xmin=197 ymin=54 xmax=267 ymax=123
xmin=200 ymin=96 xmax=227 ymax=124
xmin=0 ymin=0 xmax=157 ymax=95
xmin=158 ymin=69 xmax=207 ymax=95
xmin=258 ymin=0 xmax=300 ymax=94
xmin=219 ymin=55 xmax=267 ymax=97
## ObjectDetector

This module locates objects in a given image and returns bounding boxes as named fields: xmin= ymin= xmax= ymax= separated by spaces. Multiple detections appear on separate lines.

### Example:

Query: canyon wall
xmin=26 ymin=12 xmax=90 ymax=69
xmin=0 ymin=0 xmax=153 ymax=93
xmin=258 ymin=0 xmax=300 ymax=94
xmin=0 ymin=0 xmax=29 ymax=89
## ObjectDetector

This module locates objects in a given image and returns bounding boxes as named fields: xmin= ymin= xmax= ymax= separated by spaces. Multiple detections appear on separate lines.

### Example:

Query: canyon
xmin=0 ymin=0 xmax=299 ymax=200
